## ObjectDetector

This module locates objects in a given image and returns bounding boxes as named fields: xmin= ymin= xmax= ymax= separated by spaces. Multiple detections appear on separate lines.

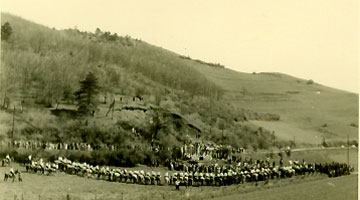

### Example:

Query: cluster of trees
xmin=179 ymin=55 xmax=225 ymax=69
xmin=1 ymin=13 xmax=223 ymax=109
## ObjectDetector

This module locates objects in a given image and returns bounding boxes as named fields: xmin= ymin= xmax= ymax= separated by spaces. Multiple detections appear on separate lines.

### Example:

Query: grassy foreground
xmin=0 ymin=164 xmax=331 ymax=200
xmin=214 ymin=174 xmax=357 ymax=200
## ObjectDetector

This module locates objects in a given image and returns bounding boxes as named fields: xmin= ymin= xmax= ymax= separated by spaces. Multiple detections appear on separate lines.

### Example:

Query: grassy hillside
xmin=190 ymin=63 xmax=358 ymax=143
xmin=0 ymin=11 xmax=357 ymax=164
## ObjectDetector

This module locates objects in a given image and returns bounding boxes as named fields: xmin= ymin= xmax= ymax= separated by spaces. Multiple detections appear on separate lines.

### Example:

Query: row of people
xmin=167 ymin=157 xmax=280 ymax=174
xmin=25 ymin=156 xmax=351 ymax=187
xmin=5 ymin=151 xmax=353 ymax=186
xmin=7 ymin=140 xmax=161 ymax=153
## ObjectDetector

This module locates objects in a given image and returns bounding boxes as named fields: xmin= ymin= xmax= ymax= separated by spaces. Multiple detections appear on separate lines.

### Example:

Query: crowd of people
xmin=8 ymin=140 xmax=94 ymax=151
xmin=3 ymin=153 xmax=352 ymax=188
xmin=179 ymin=142 xmax=244 ymax=161
xmin=5 ymin=140 xmax=245 ymax=165
xmin=6 ymin=140 xmax=156 ymax=152
xmin=6 ymin=140 xmax=161 ymax=153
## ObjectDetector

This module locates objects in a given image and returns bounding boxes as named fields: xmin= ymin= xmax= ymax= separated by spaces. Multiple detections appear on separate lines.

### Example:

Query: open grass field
xmin=192 ymin=63 xmax=358 ymax=144
xmin=214 ymin=174 xmax=358 ymax=200
xmin=249 ymin=120 xmax=323 ymax=144
xmin=0 ymin=149 xmax=357 ymax=200
xmin=0 ymin=163 xmax=348 ymax=200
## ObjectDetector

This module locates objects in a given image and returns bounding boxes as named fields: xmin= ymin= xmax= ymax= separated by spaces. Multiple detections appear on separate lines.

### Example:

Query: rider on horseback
xmin=10 ymin=167 xmax=15 ymax=177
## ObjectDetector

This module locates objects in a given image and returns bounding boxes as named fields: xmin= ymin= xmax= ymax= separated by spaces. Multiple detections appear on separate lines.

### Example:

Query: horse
xmin=25 ymin=163 xmax=33 ymax=172
xmin=2 ymin=158 xmax=11 ymax=167
xmin=131 ymin=173 xmax=138 ymax=184
xmin=44 ymin=167 xmax=56 ymax=175
xmin=137 ymin=174 xmax=145 ymax=184
xmin=215 ymin=175 xmax=223 ymax=186
xmin=164 ymin=174 xmax=170 ymax=185
xmin=205 ymin=175 xmax=213 ymax=186
xmin=144 ymin=174 xmax=151 ymax=185
xmin=156 ymin=175 xmax=161 ymax=185
xmin=4 ymin=170 xmax=19 ymax=182
xmin=150 ymin=175 xmax=156 ymax=185
xmin=187 ymin=175 xmax=193 ymax=187
xmin=199 ymin=174 xmax=205 ymax=186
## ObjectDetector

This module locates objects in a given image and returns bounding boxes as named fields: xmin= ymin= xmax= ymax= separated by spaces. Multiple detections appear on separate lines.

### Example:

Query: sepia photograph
xmin=0 ymin=0 xmax=358 ymax=199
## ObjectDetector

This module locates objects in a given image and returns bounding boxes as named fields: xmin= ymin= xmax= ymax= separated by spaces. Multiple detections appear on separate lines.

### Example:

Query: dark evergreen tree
xmin=74 ymin=72 xmax=100 ymax=116
xmin=1 ymin=22 xmax=13 ymax=41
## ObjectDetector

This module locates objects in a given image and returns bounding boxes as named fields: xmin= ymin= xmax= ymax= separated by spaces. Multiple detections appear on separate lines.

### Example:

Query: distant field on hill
xmin=192 ymin=64 xmax=358 ymax=144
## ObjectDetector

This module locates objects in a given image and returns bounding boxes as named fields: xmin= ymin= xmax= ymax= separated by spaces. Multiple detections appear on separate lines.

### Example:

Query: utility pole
xmin=347 ymin=134 xmax=349 ymax=166
xmin=111 ymin=99 xmax=115 ymax=120
xmin=12 ymin=105 xmax=15 ymax=140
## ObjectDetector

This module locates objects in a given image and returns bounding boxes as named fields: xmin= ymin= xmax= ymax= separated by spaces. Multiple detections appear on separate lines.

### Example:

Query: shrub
xmin=322 ymin=138 xmax=328 ymax=147
xmin=350 ymin=123 xmax=358 ymax=128
xmin=350 ymin=140 xmax=358 ymax=147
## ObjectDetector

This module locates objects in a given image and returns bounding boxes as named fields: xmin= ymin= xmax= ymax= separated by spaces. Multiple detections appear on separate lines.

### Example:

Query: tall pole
xmin=347 ymin=134 xmax=349 ymax=166
xmin=12 ymin=105 xmax=15 ymax=140
xmin=111 ymin=99 xmax=115 ymax=120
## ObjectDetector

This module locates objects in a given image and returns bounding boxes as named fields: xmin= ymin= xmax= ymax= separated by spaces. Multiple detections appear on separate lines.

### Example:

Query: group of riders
xmin=2 ymin=155 xmax=22 ymax=182
xmin=6 ymin=153 xmax=352 ymax=188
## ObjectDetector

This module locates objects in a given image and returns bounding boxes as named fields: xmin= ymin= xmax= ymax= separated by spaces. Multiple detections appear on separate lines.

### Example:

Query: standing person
xmin=170 ymin=161 xmax=174 ymax=171
xmin=18 ymin=171 xmax=22 ymax=182
xmin=28 ymin=155 xmax=32 ymax=164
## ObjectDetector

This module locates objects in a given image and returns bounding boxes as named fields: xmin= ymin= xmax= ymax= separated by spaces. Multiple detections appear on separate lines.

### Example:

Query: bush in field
xmin=306 ymin=79 xmax=314 ymax=85
xmin=1 ymin=22 xmax=13 ymax=41
xmin=350 ymin=123 xmax=358 ymax=128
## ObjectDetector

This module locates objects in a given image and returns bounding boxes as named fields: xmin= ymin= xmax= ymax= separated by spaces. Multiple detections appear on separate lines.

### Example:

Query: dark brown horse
xmin=4 ymin=170 xmax=19 ymax=182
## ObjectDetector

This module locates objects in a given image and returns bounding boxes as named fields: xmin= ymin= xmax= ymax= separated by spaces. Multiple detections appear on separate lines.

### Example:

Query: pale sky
xmin=1 ymin=0 xmax=358 ymax=93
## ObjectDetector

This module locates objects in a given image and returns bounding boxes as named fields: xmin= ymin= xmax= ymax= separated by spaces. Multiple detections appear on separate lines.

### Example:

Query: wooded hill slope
xmin=0 ymin=12 xmax=358 ymax=162
xmin=0 ymin=12 xmax=282 ymax=161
